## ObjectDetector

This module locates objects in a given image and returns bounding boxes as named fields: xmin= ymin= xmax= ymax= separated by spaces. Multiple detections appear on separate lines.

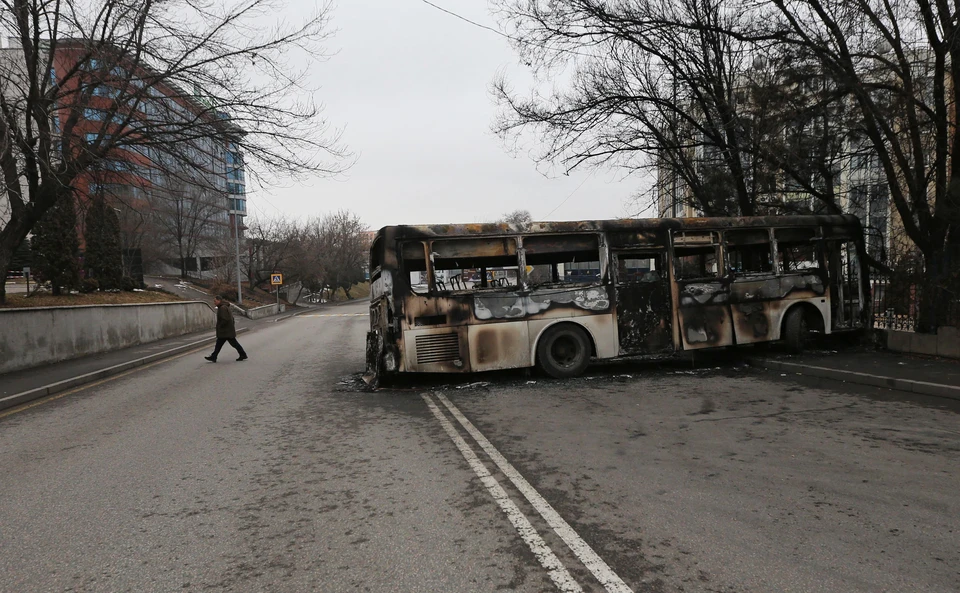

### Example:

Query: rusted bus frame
xmin=365 ymin=215 xmax=869 ymax=379
xmin=377 ymin=215 xmax=863 ymax=240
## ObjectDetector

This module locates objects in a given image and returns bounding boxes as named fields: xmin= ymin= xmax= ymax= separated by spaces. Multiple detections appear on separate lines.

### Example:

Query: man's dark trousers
xmin=211 ymin=337 xmax=246 ymax=360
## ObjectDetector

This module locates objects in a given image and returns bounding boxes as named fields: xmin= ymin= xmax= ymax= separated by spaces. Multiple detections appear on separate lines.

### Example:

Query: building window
xmin=93 ymin=85 xmax=119 ymax=98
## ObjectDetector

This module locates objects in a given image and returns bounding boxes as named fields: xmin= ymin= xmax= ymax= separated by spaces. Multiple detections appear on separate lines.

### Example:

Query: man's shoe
xmin=237 ymin=355 xmax=248 ymax=361
xmin=204 ymin=356 xmax=216 ymax=363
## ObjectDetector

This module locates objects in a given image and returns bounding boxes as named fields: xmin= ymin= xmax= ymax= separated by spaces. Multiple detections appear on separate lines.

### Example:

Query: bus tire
xmin=783 ymin=307 xmax=811 ymax=353
xmin=536 ymin=324 xmax=591 ymax=379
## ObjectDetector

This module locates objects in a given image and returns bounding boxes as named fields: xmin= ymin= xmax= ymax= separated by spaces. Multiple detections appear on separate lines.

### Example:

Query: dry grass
xmin=0 ymin=290 xmax=183 ymax=309
xmin=327 ymin=281 xmax=371 ymax=302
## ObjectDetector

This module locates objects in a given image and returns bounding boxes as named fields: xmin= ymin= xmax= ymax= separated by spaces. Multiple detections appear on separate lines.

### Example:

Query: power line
xmin=418 ymin=0 xmax=514 ymax=41
xmin=543 ymin=170 xmax=596 ymax=219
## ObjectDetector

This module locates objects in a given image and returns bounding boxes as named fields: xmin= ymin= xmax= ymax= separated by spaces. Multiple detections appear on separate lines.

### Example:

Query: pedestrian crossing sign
xmin=271 ymin=273 xmax=283 ymax=285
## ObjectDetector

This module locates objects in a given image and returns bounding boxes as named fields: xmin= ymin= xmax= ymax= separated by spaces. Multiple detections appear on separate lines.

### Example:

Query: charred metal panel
xmin=607 ymin=229 xmax=665 ymax=248
xmin=678 ymin=282 xmax=730 ymax=306
xmin=615 ymin=281 xmax=673 ymax=354
xmin=468 ymin=321 xmax=531 ymax=372
xmin=402 ymin=287 xmax=613 ymax=330
xmin=528 ymin=316 xmax=619 ymax=362
xmin=369 ymin=271 xmax=395 ymax=310
xmin=675 ymin=279 xmax=735 ymax=349
xmin=381 ymin=214 xmax=863 ymax=241
xmin=433 ymin=237 xmax=517 ymax=258
xmin=415 ymin=314 xmax=447 ymax=327
xmin=403 ymin=327 xmax=471 ymax=373
xmin=727 ymin=274 xmax=827 ymax=343
xmin=474 ymin=287 xmax=611 ymax=320
xmin=678 ymin=304 xmax=733 ymax=346
xmin=403 ymin=294 xmax=473 ymax=328
xmin=523 ymin=235 xmax=597 ymax=254
xmin=728 ymin=277 xmax=780 ymax=343
xmin=766 ymin=297 xmax=832 ymax=341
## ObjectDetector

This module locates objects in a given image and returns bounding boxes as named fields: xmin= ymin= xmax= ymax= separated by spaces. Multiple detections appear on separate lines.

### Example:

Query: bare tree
xmin=147 ymin=181 xmax=224 ymax=278
xmin=768 ymin=0 xmax=960 ymax=329
xmin=491 ymin=0 xmax=863 ymax=219
xmin=0 ymin=0 xmax=350 ymax=303
xmin=492 ymin=0 xmax=773 ymax=216
xmin=498 ymin=209 xmax=532 ymax=227
xmin=244 ymin=215 xmax=303 ymax=290
xmin=302 ymin=210 xmax=367 ymax=300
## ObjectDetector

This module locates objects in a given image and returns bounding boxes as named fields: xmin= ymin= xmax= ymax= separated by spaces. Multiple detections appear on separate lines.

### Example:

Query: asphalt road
xmin=1 ymin=301 xmax=958 ymax=592
xmin=3 ymin=280 xmax=27 ymax=294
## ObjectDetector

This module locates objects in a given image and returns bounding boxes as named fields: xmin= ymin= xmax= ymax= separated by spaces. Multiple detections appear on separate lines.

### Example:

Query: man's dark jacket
xmin=215 ymin=302 xmax=237 ymax=338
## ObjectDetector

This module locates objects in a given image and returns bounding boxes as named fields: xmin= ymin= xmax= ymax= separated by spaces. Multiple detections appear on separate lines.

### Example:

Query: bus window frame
xmin=423 ymin=236 xmax=522 ymax=295
xmin=401 ymin=240 xmax=430 ymax=295
xmin=522 ymin=233 xmax=604 ymax=289
xmin=672 ymin=231 xmax=723 ymax=281
xmin=724 ymin=228 xmax=775 ymax=278
xmin=774 ymin=227 xmax=824 ymax=276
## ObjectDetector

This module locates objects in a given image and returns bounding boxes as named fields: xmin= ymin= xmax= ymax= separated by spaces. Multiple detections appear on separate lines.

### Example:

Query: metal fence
xmin=871 ymin=272 xmax=920 ymax=332
xmin=870 ymin=252 xmax=960 ymax=333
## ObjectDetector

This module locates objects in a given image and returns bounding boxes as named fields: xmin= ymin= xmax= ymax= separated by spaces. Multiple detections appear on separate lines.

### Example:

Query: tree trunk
xmin=917 ymin=250 xmax=946 ymax=334
xmin=0 ymin=242 xmax=11 ymax=305
xmin=0 ymin=207 xmax=39 ymax=305
xmin=178 ymin=242 xmax=187 ymax=279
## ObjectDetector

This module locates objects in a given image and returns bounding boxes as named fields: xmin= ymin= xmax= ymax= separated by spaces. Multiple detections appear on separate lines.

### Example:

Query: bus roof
xmin=374 ymin=214 xmax=862 ymax=240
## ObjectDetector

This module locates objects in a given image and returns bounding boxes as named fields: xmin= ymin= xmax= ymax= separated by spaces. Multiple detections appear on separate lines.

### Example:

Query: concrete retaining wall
xmin=245 ymin=303 xmax=285 ymax=320
xmin=0 ymin=301 xmax=214 ymax=374
xmin=883 ymin=327 xmax=960 ymax=359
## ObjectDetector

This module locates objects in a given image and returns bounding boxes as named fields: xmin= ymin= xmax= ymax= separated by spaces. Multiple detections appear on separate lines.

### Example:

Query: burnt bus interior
xmin=365 ymin=216 xmax=869 ymax=381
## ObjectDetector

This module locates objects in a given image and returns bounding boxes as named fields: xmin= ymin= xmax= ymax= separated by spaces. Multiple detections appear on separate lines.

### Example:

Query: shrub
xmin=80 ymin=278 xmax=100 ymax=293
xmin=120 ymin=276 xmax=137 ymax=291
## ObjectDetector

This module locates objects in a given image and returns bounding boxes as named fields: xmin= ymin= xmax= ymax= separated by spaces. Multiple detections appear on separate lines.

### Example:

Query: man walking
xmin=205 ymin=295 xmax=248 ymax=362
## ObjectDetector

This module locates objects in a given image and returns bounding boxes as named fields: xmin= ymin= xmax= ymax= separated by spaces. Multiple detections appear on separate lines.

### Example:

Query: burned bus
xmin=365 ymin=215 xmax=869 ymax=382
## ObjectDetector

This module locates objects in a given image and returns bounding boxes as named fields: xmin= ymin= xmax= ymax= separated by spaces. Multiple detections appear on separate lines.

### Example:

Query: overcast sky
xmin=255 ymin=0 xmax=653 ymax=230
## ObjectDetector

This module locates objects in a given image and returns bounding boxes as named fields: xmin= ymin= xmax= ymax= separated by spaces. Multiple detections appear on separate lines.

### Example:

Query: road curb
xmin=272 ymin=306 xmax=319 ymax=323
xmin=0 ymin=328 xmax=250 ymax=412
xmin=749 ymin=358 xmax=960 ymax=401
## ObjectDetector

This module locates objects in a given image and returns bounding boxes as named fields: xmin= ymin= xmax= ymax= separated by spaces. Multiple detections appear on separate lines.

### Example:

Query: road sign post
xmin=271 ymin=273 xmax=283 ymax=309
xmin=23 ymin=266 xmax=30 ymax=294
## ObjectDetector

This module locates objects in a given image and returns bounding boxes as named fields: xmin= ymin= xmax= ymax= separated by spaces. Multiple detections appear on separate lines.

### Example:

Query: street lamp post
xmin=233 ymin=208 xmax=243 ymax=305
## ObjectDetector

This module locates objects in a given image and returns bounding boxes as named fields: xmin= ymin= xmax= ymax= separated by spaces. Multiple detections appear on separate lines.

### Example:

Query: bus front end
xmin=364 ymin=234 xmax=400 ymax=386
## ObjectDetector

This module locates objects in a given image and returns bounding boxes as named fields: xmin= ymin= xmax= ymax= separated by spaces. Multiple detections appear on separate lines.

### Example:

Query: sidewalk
xmin=750 ymin=348 xmax=960 ymax=401
xmin=0 ymin=304 xmax=317 ymax=412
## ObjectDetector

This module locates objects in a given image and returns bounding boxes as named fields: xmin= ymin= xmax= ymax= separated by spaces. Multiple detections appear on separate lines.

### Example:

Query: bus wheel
xmin=783 ymin=307 xmax=811 ymax=353
xmin=537 ymin=324 xmax=591 ymax=379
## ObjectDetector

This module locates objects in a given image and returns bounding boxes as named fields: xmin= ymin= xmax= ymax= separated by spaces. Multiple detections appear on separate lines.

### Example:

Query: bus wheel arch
xmin=781 ymin=303 xmax=824 ymax=353
xmin=534 ymin=322 xmax=595 ymax=379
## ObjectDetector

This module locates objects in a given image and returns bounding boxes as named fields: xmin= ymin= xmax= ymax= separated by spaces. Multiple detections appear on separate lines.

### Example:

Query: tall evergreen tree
xmin=30 ymin=195 xmax=80 ymax=296
xmin=84 ymin=196 xmax=123 ymax=290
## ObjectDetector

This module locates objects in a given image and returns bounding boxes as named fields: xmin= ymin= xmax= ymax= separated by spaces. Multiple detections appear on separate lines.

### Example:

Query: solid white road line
xmin=436 ymin=393 xmax=634 ymax=593
xmin=422 ymin=394 xmax=583 ymax=593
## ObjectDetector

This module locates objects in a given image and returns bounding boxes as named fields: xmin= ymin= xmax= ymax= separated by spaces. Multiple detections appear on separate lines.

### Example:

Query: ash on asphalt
xmin=338 ymin=350 xmax=756 ymax=395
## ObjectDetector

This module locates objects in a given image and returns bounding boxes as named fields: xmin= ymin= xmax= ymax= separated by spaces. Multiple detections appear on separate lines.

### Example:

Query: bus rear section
xmin=364 ymin=225 xmax=619 ymax=383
